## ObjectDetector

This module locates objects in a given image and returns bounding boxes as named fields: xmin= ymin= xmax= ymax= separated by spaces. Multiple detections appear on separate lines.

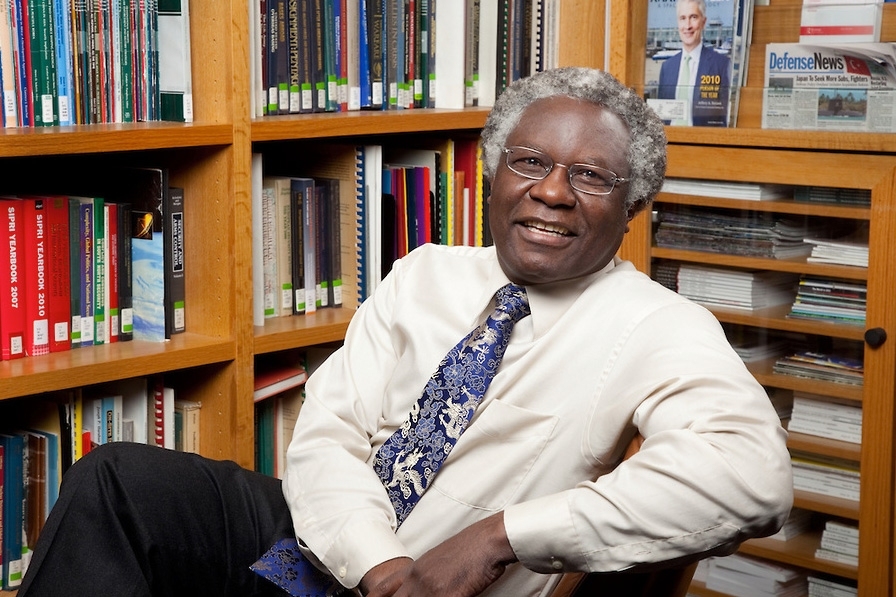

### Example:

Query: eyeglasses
xmin=502 ymin=146 xmax=630 ymax=196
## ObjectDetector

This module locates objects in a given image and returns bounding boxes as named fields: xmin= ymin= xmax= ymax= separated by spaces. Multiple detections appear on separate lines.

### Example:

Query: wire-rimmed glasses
xmin=502 ymin=146 xmax=630 ymax=196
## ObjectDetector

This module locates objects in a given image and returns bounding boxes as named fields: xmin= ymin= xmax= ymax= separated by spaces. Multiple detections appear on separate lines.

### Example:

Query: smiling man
xmin=19 ymin=68 xmax=790 ymax=597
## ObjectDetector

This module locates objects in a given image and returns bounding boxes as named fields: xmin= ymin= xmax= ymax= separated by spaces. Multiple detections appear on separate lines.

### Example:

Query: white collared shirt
xmin=283 ymin=243 xmax=792 ymax=596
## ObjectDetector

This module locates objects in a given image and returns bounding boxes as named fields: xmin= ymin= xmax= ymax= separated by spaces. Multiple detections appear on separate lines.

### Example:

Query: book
xmin=174 ymin=399 xmax=201 ymax=453
xmin=0 ymin=198 xmax=25 ymax=360
xmin=20 ymin=197 xmax=50 ymax=356
xmin=107 ymin=167 xmax=170 ymax=342
xmin=643 ymin=0 xmax=739 ymax=127
xmin=254 ymin=361 xmax=308 ymax=402
xmin=273 ymin=385 xmax=303 ymax=477
xmin=28 ymin=0 xmax=60 ymax=126
xmin=251 ymin=153 xmax=266 ymax=325
xmin=40 ymin=196 xmax=71 ymax=352
xmin=0 ymin=0 xmax=18 ymax=126
xmin=266 ymin=176 xmax=295 ymax=316
xmin=433 ymin=0 xmax=465 ymax=108
xmin=260 ymin=182 xmax=278 ymax=318
xmin=0 ymin=432 xmax=24 ymax=589
xmin=158 ymin=0 xmax=193 ymax=122
xmin=166 ymin=186 xmax=186 ymax=336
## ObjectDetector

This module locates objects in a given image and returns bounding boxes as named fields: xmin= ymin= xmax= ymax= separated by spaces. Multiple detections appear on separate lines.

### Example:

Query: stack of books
xmin=791 ymin=451 xmax=860 ymax=502
xmin=660 ymin=179 xmax=792 ymax=201
xmin=808 ymin=574 xmax=858 ymax=596
xmin=773 ymin=351 xmax=864 ymax=386
xmin=787 ymin=393 xmax=862 ymax=444
xmin=727 ymin=328 xmax=790 ymax=363
xmin=815 ymin=520 xmax=859 ymax=567
xmin=788 ymin=276 xmax=867 ymax=326
xmin=703 ymin=553 xmax=807 ymax=597
xmin=677 ymin=264 xmax=798 ymax=311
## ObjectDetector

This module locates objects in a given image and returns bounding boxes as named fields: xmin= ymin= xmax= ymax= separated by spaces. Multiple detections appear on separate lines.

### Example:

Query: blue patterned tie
xmin=251 ymin=284 xmax=530 ymax=596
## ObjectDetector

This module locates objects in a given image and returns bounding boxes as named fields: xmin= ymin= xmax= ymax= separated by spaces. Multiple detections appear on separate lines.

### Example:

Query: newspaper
xmin=762 ymin=42 xmax=896 ymax=131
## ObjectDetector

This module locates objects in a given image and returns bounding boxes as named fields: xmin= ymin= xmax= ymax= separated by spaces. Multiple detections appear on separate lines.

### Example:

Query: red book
xmin=44 ymin=196 xmax=72 ymax=352
xmin=254 ymin=363 xmax=308 ymax=402
xmin=20 ymin=197 xmax=50 ymax=356
xmin=0 ymin=198 xmax=25 ymax=360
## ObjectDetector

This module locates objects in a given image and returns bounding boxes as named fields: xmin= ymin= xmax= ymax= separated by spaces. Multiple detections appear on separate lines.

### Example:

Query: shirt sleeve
xmin=504 ymin=301 xmax=793 ymax=573
xmin=281 ymin=259 xmax=412 ymax=589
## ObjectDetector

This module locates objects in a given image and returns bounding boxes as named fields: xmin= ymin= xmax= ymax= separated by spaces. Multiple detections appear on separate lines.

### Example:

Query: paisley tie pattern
xmin=251 ymin=284 xmax=530 ymax=596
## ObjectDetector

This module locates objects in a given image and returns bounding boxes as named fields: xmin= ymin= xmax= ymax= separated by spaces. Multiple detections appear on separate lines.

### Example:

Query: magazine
xmin=644 ymin=0 xmax=750 ymax=127
xmin=762 ymin=42 xmax=896 ymax=131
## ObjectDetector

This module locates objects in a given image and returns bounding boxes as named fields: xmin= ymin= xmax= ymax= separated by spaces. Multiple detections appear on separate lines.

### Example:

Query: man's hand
xmin=392 ymin=512 xmax=517 ymax=597
xmin=359 ymin=556 xmax=414 ymax=597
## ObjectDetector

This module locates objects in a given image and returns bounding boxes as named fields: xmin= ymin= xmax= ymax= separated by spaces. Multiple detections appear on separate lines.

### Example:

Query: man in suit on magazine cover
xmin=18 ymin=67 xmax=791 ymax=597
xmin=657 ymin=0 xmax=731 ymax=126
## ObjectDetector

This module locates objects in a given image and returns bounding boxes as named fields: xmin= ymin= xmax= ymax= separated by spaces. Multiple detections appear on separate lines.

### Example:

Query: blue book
xmin=0 ymin=433 xmax=25 ymax=590
xmin=358 ymin=0 xmax=371 ymax=108
xmin=54 ymin=0 xmax=75 ymax=125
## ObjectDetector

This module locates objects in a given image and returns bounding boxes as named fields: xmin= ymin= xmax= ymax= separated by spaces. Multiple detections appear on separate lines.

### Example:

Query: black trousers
xmin=18 ymin=442 xmax=294 ymax=597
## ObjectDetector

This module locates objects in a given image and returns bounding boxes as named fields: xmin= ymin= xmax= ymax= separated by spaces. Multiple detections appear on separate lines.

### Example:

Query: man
xmin=658 ymin=0 xmax=731 ymax=126
xmin=19 ymin=67 xmax=791 ymax=597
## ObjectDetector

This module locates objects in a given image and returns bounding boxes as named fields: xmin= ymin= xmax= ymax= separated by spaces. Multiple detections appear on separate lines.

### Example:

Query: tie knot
xmin=495 ymin=283 xmax=531 ymax=322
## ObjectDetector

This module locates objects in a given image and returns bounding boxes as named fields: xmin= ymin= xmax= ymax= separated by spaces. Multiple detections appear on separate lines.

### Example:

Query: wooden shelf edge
xmin=741 ymin=533 xmax=858 ymax=580
xmin=254 ymin=308 xmax=355 ymax=354
xmin=0 ymin=334 xmax=236 ymax=400
xmin=787 ymin=431 xmax=862 ymax=462
xmin=0 ymin=122 xmax=234 ymax=157
xmin=655 ymin=193 xmax=871 ymax=220
xmin=251 ymin=107 xmax=491 ymax=141
xmin=793 ymin=490 xmax=860 ymax=521
xmin=665 ymin=126 xmax=896 ymax=154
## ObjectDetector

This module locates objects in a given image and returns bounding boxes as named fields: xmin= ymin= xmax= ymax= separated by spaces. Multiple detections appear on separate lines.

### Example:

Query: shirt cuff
xmin=503 ymin=491 xmax=589 ymax=574
xmin=313 ymin=517 xmax=412 ymax=589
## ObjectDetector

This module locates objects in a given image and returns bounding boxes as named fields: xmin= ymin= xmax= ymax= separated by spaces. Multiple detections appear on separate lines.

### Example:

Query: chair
xmin=548 ymin=434 xmax=699 ymax=597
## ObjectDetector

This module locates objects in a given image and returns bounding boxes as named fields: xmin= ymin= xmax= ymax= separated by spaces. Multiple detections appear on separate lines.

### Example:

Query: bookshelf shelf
xmin=251 ymin=108 xmax=491 ymax=142
xmin=707 ymin=305 xmax=867 ymax=342
xmin=656 ymin=193 xmax=871 ymax=221
xmin=651 ymin=247 xmax=868 ymax=281
xmin=787 ymin=432 xmax=861 ymax=462
xmin=741 ymin=532 xmax=859 ymax=579
xmin=0 ymin=335 xmax=236 ymax=401
xmin=0 ymin=123 xmax=234 ymax=157
xmin=253 ymin=309 xmax=355 ymax=355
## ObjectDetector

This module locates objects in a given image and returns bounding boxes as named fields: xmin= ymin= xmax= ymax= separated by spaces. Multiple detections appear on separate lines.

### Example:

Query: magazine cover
xmin=644 ymin=0 xmax=741 ymax=126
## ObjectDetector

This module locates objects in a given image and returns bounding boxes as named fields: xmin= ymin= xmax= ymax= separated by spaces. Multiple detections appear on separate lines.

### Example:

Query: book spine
xmin=1 ymin=434 xmax=24 ymax=588
xmin=0 ymin=199 xmax=25 ymax=360
xmin=45 ymin=196 xmax=71 ymax=352
xmin=0 ymin=0 xmax=19 ymax=126
xmin=314 ymin=183 xmax=328 ymax=308
xmin=67 ymin=197 xmax=81 ymax=346
xmin=92 ymin=197 xmax=106 ymax=344
xmin=22 ymin=198 xmax=50 ymax=356
xmin=54 ymin=0 xmax=74 ymax=125
xmin=286 ymin=0 xmax=300 ymax=112
xmin=106 ymin=202 xmax=119 ymax=342
xmin=327 ymin=178 xmax=342 ymax=306
xmin=274 ymin=178 xmax=293 ymax=314
xmin=116 ymin=202 xmax=133 ymax=340
xmin=77 ymin=200 xmax=95 ymax=346
xmin=261 ymin=184 xmax=277 ymax=318
xmin=13 ymin=0 xmax=33 ymax=125
xmin=297 ymin=0 xmax=312 ymax=112
xmin=290 ymin=178 xmax=306 ymax=314
xmin=165 ymin=186 xmax=185 ymax=336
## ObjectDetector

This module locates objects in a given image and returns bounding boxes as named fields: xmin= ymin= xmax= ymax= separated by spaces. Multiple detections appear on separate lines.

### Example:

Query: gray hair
xmin=480 ymin=67 xmax=667 ymax=215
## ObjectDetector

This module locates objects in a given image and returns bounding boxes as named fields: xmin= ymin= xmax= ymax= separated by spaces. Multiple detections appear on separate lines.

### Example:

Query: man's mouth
xmin=522 ymin=220 xmax=573 ymax=236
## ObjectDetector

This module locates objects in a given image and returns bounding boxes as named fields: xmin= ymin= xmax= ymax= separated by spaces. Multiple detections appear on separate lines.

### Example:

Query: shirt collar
xmin=488 ymin=258 xmax=619 ymax=339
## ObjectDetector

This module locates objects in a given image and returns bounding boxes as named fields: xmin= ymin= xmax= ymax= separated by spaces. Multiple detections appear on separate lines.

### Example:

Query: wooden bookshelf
xmin=611 ymin=2 xmax=896 ymax=593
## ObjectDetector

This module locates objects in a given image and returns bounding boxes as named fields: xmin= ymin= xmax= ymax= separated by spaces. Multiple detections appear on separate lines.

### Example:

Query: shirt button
xmin=551 ymin=559 xmax=564 ymax=571
xmin=338 ymin=566 xmax=347 ymax=577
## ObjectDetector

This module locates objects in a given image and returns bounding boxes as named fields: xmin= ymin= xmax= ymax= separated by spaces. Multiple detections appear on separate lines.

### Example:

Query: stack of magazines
xmin=815 ymin=520 xmax=859 ymax=568
xmin=787 ymin=392 xmax=862 ymax=443
xmin=677 ymin=264 xmax=798 ymax=311
xmin=805 ymin=225 xmax=870 ymax=268
xmin=655 ymin=207 xmax=824 ymax=259
xmin=791 ymin=451 xmax=860 ymax=502
xmin=788 ymin=276 xmax=867 ymax=325
xmin=773 ymin=351 xmax=864 ymax=386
